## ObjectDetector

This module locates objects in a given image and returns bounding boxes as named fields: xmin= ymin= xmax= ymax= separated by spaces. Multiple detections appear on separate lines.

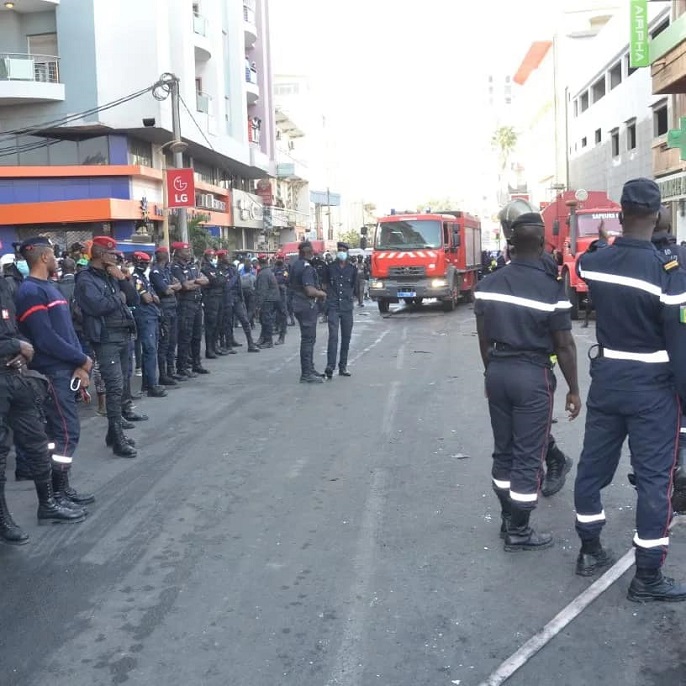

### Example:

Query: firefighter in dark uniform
xmin=200 ymin=248 xmax=226 ymax=359
xmin=498 ymin=200 xmax=574 ymax=498
xmin=171 ymin=242 xmax=210 ymax=377
xmin=475 ymin=213 xmax=581 ymax=552
xmin=149 ymin=246 xmax=182 ymax=385
xmin=324 ymin=241 xmax=357 ymax=379
xmin=574 ymin=179 xmax=686 ymax=601
xmin=291 ymin=240 xmax=327 ymax=383
xmin=273 ymin=253 xmax=289 ymax=345
xmin=131 ymin=252 xmax=167 ymax=398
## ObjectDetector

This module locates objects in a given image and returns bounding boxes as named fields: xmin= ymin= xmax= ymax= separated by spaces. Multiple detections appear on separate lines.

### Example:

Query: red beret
xmin=133 ymin=251 xmax=151 ymax=261
xmin=171 ymin=242 xmax=190 ymax=251
xmin=155 ymin=246 xmax=169 ymax=253
xmin=216 ymin=249 xmax=228 ymax=257
xmin=257 ymin=253 xmax=267 ymax=259
xmin=204 ymin=248 xmax=216 ymax=255
xmin=92 ymin=236 xmax=117 ymax=250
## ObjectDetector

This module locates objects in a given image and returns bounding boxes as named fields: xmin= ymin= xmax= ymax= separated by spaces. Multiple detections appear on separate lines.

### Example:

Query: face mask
xmin=337 ymin=251 xmax=347 ymax=262
xmin=16 ymin=260 xmax=29 ymax=277
xmin=210 ymin=258 xmax=218 ymax=267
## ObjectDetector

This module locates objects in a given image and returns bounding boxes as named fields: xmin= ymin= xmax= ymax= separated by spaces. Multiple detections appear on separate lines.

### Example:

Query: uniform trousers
xmin=486 ymin=357 xmax=553 ymax=510
xmin=294 ymin=302 xmax=318 ymax=376
xmin=203 ymin=293 xmax=223 ymax=352
xmin=134 ymin=313 xmax=160 ymax=389
xmin=223 ymin=299 xmax=252 ymax=345
xmin=575 ymin=384 xmax=678 ymax=570
xmin=326 ymin=308 xmax=353 ymax=370
xmin=44 ymin=368 xmax=80 ymax=472
xmin=92 ymin=333 xmax=133 ymax=426
xmin=158 ymin=304 xmax=178 ymax=376
xmin=177 ymin=298 xmax=202 ymax=371
xmin=259 ymin=301 xmax=277 ymax=341
xmin=243 ymin=290 xmax=256 ymax=325
xmin=0 ymin=370 xmax=51 ymax=484
xmin=275 ymin=288 xmax=288 ymax=337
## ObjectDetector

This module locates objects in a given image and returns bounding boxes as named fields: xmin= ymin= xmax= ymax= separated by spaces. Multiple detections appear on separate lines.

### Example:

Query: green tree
xmin=416 ymin=198 xmax=461 ymax=212
xmin=337 ymin=229 xmax=361 ymax=248
xmin=491 ymin=125 xmax=518 ymax=171
xmin=169 ymin=215 xmax=218 ymax=257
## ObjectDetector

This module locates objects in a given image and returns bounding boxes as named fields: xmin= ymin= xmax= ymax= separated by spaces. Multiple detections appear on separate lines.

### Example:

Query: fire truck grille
xmin=388 ymin=266 xmax=426 ymax=278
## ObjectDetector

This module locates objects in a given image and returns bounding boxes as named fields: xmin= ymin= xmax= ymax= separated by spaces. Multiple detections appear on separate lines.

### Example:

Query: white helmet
xmin=0 ymin=254 xmax=15 ymax=267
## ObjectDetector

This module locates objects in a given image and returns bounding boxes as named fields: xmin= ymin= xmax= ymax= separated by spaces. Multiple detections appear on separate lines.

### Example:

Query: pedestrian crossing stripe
xmin=680 ymin=305 xmax=686 ymax=324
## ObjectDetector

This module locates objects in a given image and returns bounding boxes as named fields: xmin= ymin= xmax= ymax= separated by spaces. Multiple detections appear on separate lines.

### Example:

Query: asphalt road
xmin=2 ymin=301 xmax=686 ymax=686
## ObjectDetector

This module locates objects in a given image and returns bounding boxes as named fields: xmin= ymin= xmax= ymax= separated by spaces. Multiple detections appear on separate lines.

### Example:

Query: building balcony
xmin=193 ymin=13 xmax=211 ymax=61
xmin=0 ymin=0 xmax=59 ymax=9
xmin=243 ymin=4 xmax=258 ymax=47
xmin=196 ymin=91 xmax=211 ymax=114
xmin=245 ymin=67 xmax=259 ymax=104
xmin=0 ymin=53 xmax=65 ymax=104
xmin=276 ymin=159 xmax=308 ymax=182
xmin=653 ymin=137 xmax=684 ymax=177
xmin=651 ymin=13 xmax=686 ymax=95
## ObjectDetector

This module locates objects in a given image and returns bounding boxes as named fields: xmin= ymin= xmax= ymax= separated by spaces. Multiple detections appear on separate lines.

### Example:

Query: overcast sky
xmin=269 ymin=0 xmax=583 ymax=212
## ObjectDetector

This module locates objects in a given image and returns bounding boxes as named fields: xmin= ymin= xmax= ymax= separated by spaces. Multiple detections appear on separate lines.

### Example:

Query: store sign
xmin=629 ymin=0 xmax=649 ymax=68
xmin=657 ymin=172 xmax=686 ymax=201
xmin=232 ymin=189 xmax=264 ymax=229
xmin=166 ymin=168 xmax=195 ymax=208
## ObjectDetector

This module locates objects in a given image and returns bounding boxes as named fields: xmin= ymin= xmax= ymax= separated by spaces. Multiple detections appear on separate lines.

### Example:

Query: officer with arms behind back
xmin=574 ymin=178 xmax=686 ymax=601
xmin=290 ymin=240 xmax=327 ymax=383
xmin=475 ymin=212 xmax=581 ymax=552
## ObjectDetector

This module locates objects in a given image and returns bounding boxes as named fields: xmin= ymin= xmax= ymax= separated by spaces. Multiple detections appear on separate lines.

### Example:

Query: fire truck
xmin=369 ymin=211 xmax=482 ymax=313
xmin=540 ymin=189 xmax=621 ymax=319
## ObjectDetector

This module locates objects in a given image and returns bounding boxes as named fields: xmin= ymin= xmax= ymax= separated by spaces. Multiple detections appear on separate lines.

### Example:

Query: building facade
xmin=0 ymin=0 xmax=275 ymax=250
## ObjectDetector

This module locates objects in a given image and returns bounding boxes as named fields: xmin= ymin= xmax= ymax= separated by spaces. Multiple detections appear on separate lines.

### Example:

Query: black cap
xmin=620 ymin=178 xmax=661 ymax=213
xmin=337 ymin=241 xmax=349 ymax=251
xmin=19 ymin=236 xmax=52 ymax=255
xmin=510 ymin=212 xmax=544 ymax=231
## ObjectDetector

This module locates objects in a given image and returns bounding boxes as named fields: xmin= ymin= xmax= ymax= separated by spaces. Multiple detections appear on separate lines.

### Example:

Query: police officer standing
xmin=149 ymin=246 xmax=181 ymax=385
xmin=290 ymin=240 xmax=327 ymax=383
xmin=574 ymin=179 xmax=686 ymax=601
xmin=474 ymin=213 xmax=581 ymax=551
xmin=200 ymin=248 xmax=226 ymax=359
xmin=254 ymin=254 xmax=281 ymax=349
xmin=171 ymin=242 xmax=210 ymax=377
xmin=273 ymin=253 xmax=289 ymax=345
xmin=131 ymin=252 xmax=167 ymax=398
xmin=324 ymin=242 xmax=357 ymax=379
xmin=311 ymin=252 xmax=328 ymax=323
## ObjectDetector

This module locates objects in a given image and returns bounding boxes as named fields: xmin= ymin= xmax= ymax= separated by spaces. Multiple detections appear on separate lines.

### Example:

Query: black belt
xmin=492 ymin=342 xmax=548 ymax=355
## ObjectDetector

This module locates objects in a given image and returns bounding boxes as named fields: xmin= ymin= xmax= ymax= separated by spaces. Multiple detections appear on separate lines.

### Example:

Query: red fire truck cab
xmin=370 ymin=211 xmax=482 ymax=313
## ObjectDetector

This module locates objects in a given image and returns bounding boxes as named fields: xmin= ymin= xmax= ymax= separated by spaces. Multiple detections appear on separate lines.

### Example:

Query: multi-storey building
xmin=567 ymin=4 xmax=669 ymax=204
xmin=0 ymin=0 xmax=275 ymax=251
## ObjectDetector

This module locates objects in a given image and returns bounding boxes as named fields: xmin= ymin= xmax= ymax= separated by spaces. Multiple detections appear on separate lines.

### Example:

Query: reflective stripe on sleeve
xmin=510 ymin=490 xmax=538 ymax=503
xmin=492 ymin=478 xmax=511 ymax=490
xmin=51 ymin=454 xmax=73 ymax=465
xmin=576 ymin=510 xmax=606 ymax=523
xmin=578 ymin=270 xmax=662 ymax=297
xmin=474 ymin=292 xmax=562 ymax=312
xmin=603 ymin=348 xmax=669 ymax=364
xmin=633 ymin=533 xmax=669 ymax=548
xmin=47 ymin=442 xmax=55 ymax=451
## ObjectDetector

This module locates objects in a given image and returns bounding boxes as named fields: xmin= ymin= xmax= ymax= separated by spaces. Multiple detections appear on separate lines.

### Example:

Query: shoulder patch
xmin=664 ymin=259 xmax=679 ymax=272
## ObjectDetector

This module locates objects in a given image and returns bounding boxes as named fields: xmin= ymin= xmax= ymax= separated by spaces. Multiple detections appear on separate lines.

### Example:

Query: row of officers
xmin=475 ymin=178 xmax=686 ymax=604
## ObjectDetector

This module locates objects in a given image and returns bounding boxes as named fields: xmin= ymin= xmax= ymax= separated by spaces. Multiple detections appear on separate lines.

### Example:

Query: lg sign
xmin=166 ymin=168 xmax=196 ymax=208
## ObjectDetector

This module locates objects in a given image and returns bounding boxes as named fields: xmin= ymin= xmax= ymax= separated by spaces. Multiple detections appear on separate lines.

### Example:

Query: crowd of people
xmin=0 ymin=235 xmax=370 ymax=544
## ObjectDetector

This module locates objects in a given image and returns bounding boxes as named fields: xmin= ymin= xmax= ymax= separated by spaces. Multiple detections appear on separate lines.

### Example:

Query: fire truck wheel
xmin=378 ymin=299 xmax=390 ymax=314
xmin=563 ymin=271 xmax=579 ymax=320
xmin=443 ymin=279 xmax=458 ymax=312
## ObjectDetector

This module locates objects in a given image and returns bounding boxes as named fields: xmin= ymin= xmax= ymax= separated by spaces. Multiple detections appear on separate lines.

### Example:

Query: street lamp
xmin=4 ymin=2 xmax=16 ymax=9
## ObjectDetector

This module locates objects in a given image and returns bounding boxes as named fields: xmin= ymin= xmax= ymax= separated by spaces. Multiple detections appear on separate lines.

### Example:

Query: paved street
xmin=2 ymin=302 xmax=686 ymax=686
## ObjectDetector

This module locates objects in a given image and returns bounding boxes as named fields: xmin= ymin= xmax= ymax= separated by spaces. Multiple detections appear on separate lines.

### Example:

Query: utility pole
xmin=169 ymin=76 xmax=189 ymax=244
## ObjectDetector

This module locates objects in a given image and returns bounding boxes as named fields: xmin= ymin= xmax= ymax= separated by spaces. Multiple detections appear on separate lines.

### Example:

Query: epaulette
xmin=664 ymin=258 xmax=679 ymax=272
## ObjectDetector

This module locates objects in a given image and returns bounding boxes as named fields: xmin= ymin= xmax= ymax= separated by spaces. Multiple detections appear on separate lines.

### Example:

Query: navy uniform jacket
xmin=150 ymin=262 xmax=177 ymax=310
xmin=325 ymin=260 xmax=357 ymax=312
xmin=290 ymin=258 xmax=318 ymax=312
xmin=255 ymin=267 xmax=281 ymax=305
xmin=74 ymin=267 xmax=138 ymax=343
xmin=0 ymin=277 xmax=28 ymax=360
xmin=652 ymin=231 xmax=686 ymax=265
xmin=131 ymin=269 xmax=160 ymax=319
xmin=474 ymin=258 xmax=572 ymax=364
xmin=171 ymin=260 xmax=202 ymax=302
xmin=274 ymin=264 xmax=289 ymax=293
xmin=201 ymin=262 xmax=226 ymax=298
xmin=577 ymin=236 xmax=686 ymax=398
xmin=220 ymin=264 xmax=243 ymax=306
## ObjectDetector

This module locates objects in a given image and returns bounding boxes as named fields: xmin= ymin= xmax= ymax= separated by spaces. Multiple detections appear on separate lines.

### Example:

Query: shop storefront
xmin=231 ymin=189 xmax=265 ymax=250
xmin=656 ymin=170 xmax=686 ymax=242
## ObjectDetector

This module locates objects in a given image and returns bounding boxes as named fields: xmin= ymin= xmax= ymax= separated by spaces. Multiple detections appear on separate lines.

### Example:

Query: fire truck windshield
xmin=577 ymin=213 xmax=621 ymax=237
xmin=375 ymin=220 xmax=442 ymax=250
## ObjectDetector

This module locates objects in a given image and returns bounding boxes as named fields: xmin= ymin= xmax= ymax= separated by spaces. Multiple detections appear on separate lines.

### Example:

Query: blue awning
xmin=310 ymin=190 xmax=341 ymax=206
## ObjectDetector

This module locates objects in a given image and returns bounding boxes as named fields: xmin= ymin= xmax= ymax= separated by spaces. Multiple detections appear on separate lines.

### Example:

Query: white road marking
xmin=348 ymin=329 xmax=390 ymax=366
xmin=325 ymin=469 xmax=387 ymax=686
xmin=287 ymin=457 xmax=307 ymax=479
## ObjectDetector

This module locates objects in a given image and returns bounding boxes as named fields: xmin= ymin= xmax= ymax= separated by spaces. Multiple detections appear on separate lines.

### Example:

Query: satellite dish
xmin=575 ymin=189 xmax=589 ymax=202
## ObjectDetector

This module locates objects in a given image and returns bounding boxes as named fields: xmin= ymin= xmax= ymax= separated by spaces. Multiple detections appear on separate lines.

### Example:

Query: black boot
xmin=230 ymin=338 xmax=243 ymax=347
xmin=576 ymin=539 xmax=614 ymax=576
xmin=0 ymin=486 xmax=29 ymax=545
xmin=324 ymin=367 xmax=334 ymax=380
xmin=147 ymin=385 xmax=168 ymax=398
xmin=35 ymin=480 xmax=86 ymax=524
xmin=504 ymin=506 xmax=553 ymax=552
xmin=259 ymin=339 xmax=274 ymax=349
xmin=122 ymin=404 xmax=148 ymax=422
xmin=339 ymin=366 xmax=352 ymax=377
xmin=106 ymin=422 xmax=138 ymax=458
xmin=628 ymin=569 xmax=686 ymax=603
xmin=52 ymin=468 xmax=95 ymax=506
xmin=275 ymin=334 xmax=286 ymax=346
xmin=106 ymin=426 xmax=136 ymax=447
xmin=300 ymin=372 xmax=324 ymax=384
xmin=541 ymin=441 xmax=572 ymax=497
xmin=158 ymin=361 xmax=179 ymax=387
xmin=494 ymin=489 xmax=511 ymax=540
xmin=205 ymin=337 xmax=218 ymax=359
xmin=246 ymin=332 xmax=260 ymax=352
xmin=288 ymin=315 xmax=296 ymax=326
xmin=120 ymin=417 xmax=136 ymax=430
xmin=256 ymin=335 xmax=265 ymax=346
xmin=192 ymin=360 xmax=210 ymax=374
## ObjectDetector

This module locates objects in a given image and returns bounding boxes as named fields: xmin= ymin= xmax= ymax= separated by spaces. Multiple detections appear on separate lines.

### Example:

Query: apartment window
xmin=194 ymin=160 xmax=215 ymax=184
xmin=128 ymin=138 xmax=153 ymax=167
xmin=573 ymin=100 xmax=578 ymax=117
xmin=627 ymin=121 xmax=637 ymax=150
xmin=609 ymin=62 xmax=622 ymax=89
xmin=592 ymin=76 xmax=606 ymax=103
xmin=651 ymin=19 xmax=669 ymax=39
xmin=611 ymin=128 xmax=619 ymax=157
xmin=654 ymin=102 xmax=669 ymax=137
xmin=581 ymin=137 xmax=588 ymax=148
xmin=626 ymin=54 xmax=638 ymax=77
xmin=595 ymin=128 xmax=602 ymax=144
xmin=580 ymin=91 xmax=589 ymax=112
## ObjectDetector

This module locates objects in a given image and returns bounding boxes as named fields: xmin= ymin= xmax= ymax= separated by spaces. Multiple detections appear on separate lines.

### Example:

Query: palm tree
xmin=491 ymin=126 xmax=518 ymax=171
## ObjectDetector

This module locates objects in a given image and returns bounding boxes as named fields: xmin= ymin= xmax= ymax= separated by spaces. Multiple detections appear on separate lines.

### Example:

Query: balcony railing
xmin=193 ymin=12 xmax=207 ymax=36
xmin=243 ymin=4 xmax=256 ymax=24
xmin=245 ymin=66 xmax=258 ymax=84
xmin=0 ymin=53 xmax=60 ymax=83
xmin=196 ymin=91 xmax=211 ymax=114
